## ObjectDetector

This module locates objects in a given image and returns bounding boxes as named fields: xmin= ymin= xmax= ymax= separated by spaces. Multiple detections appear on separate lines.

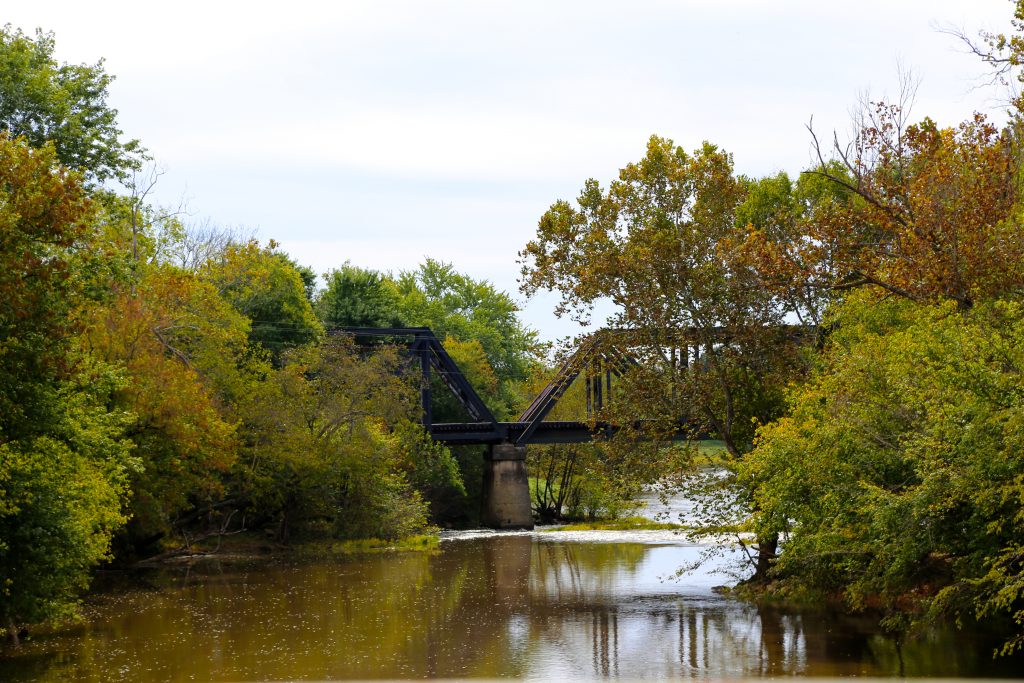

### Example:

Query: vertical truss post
xmin=605 ymin=362 xmax=612 ymax=407
xmin=585 ymin=373 xmax=593 ymax=417
xmin=668 ymin=345 xmax=678 ymax=406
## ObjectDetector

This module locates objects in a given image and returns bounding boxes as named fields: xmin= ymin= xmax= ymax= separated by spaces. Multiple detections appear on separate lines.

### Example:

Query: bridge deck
xmin=430 ymin=420 xmax=704 ymax=445
xmin=430 ymin=421 xmax=607 ymax=445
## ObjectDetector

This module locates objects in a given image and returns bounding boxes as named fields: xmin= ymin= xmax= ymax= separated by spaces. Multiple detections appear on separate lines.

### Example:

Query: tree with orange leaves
xmin=742 ymin=104 xmax=1024 ymax=310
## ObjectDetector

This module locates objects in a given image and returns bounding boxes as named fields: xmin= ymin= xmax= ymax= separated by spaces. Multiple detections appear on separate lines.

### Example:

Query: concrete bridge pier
xmin=481 ymin=443 xmax=534 ymax=529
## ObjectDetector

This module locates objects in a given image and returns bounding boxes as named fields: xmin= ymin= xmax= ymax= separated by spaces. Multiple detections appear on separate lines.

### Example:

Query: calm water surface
xmin=3 ymin=529 xmax=1023 ymax=681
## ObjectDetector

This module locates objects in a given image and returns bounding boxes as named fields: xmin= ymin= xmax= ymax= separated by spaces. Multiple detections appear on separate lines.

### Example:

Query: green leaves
xmin=236 ymin=337 xmax=434 ymax=541
xmin=741 ymin=292 xmax=1024 ymax=646
xmin=0 ymin=357 xmax=134 ymax=627
xmin=393 ymin=258 xmax=540 ymax=420
xmin=318 ymin=264 xmax=403 ymax=329
xmin=0 ymin=27 xmax=145 ymax=182
xmin=204 ymin=240 xmax=323 ymax=362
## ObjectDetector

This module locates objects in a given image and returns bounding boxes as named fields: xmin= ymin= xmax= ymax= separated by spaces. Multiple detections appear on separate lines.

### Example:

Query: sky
xmin=6 ymin=1 xmax=1019 ymax=341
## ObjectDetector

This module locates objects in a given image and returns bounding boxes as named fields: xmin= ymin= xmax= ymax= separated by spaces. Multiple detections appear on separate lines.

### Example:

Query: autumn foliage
xmin=741 ymin=107 xmax=1024 ymax=309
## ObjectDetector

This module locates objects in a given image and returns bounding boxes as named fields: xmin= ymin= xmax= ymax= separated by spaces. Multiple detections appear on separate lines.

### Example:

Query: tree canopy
xmin=318 ymin=264 xmax=403 ymax=329
xmin=742 ymin=107 xmax=1024 ymax=310
xmin=203 ymin=240 xmax=323 ymax=361
xmin=0 ymin=136 xmax=93 ymax=439
xmin=396 ymin=259 xmax=538 ymax=384
xmin=0 ymin=135 xmax=135 ymax=637
xmin=520 ymin=136 xmax=804 ymax=455
xmin=0 ymin=26 xmax=144 ymax=182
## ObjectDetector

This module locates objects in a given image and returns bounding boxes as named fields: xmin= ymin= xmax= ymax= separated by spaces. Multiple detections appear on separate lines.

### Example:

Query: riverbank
xmin=541 ymin=516 xmax=686 ymax=531
xmin=129 ymin=530 xmax=441 ymax=568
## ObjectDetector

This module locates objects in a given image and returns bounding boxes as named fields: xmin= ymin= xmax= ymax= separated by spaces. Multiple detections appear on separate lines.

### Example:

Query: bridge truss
xmin=338 ymin=327 xmax=662 ymax=446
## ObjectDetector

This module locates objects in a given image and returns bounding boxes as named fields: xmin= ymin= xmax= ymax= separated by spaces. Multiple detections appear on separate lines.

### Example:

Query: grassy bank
xmin=541 ymin=516 xmax=687 ymax=532
xmin=293 ymin=534 xmax=439 ymax=559
xmin=133 ymin=530 xmax=440 ymax=566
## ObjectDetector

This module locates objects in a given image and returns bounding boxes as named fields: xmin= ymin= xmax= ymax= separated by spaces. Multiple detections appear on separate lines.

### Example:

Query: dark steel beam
xmin=429 ymin=420 xmax=709 ymax=445
xmin=422 ymin=334 xmax=496 ymax=426
xmin=335 ymin=327 xmax=496 ymax=428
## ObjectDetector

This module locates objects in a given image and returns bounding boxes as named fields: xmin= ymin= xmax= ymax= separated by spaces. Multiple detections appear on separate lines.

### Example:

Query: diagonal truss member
xmin=515 ymin=332 xmax=639 ymax=446
xmin=336 ymin=327 xmax=497 ymax=428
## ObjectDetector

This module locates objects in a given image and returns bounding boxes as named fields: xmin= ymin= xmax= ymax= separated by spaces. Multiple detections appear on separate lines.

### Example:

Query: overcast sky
xmin=7 ymin=1 xmax=1018 ymax=340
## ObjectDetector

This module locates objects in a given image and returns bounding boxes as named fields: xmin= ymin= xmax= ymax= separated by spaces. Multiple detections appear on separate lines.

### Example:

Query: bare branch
xmin=178 ymin=219 xmax=256 ymax=271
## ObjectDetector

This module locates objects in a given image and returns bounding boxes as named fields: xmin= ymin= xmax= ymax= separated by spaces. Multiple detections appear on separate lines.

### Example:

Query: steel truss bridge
xmin=338 ymin=325 xmax=812 ymax=528
xmin=338 ymin=326 xmax=701 ymax=446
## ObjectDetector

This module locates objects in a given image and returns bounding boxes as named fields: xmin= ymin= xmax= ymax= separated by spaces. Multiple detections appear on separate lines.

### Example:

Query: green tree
xmin=741 ymin=291 xmax=1024 ymax=652
xmin=204 ymin=240 xmax=323 ymax=361
xmin=317 ymin=264 xmax=404 ymax=329
xmin=0 ymin=360 xmax=134 ymax=644
xmin=395 ymin=259 xmax=540 ymax=419
xmin=293 ymin=261 xmax=317 ymax=303
xmin=236 ymin=337 xmax=438 ymax=541
xmin=0 ymin=26 xmax=144 ymax=182
xmin=0 ymin=135 xmax=135 ymax=641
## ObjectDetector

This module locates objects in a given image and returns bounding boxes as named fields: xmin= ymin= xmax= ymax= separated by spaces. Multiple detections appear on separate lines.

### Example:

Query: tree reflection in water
xmin=3 ymin=534 xmax=1023 ymax=681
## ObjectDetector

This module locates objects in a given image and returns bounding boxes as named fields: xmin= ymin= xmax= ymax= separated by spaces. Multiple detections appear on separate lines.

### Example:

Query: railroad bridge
xmin=339 ymin=326 xmax=804 ymax=530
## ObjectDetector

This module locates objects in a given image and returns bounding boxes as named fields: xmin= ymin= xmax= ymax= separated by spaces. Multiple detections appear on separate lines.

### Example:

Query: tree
xmin=520 ymin=135 xmax=802 ymax=457
xmin=0 ymin=26 xmax=144 ymax=182
xmin=317 ymin=264 xmax=404 ymax=329
xmin=0 ymin=360 xmax=134 ymax=644
xmin=203 ymin=240 xmax=323 ymax=361
xmin=236 ymin=337 xmax=438 ymax=541
xmin=0 ymin=134 xmax=98 ymax=439
xmin=395 ymin=259 xmax=540 ymax=419
xmin=731 ymin=168 xmax=846 ymax=326
xmin=82 ymin=264 xmax=249 ymax=548
xmin=0 ymin=135 xmax=134 ymax=641
xmin=763 ymin=104 xmax=1024 ymax=310
xmin=740 ymin=291 xmax=1024 ymax=653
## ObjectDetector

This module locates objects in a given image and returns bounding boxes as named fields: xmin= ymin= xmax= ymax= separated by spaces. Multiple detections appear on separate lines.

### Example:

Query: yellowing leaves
xmin=749 ymin=109 xmax=1024 ymax=310
xmin=83 ymin=265 xmax=250 ymax=539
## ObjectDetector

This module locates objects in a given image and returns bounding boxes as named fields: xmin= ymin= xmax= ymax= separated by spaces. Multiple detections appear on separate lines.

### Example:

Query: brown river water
xmin=3 ymin=528 xmax=1023 ymax=681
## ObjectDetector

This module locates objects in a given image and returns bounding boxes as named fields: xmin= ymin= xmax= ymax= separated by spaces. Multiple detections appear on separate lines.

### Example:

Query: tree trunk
xmin=7 ymin=618 xmax=20 ymax=648
xmin=753 ymin=532 xmax=778 ymax=583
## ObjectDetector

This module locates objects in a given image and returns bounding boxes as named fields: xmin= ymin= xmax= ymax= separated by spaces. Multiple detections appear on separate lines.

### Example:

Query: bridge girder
xmin=334 ymin=325 xmax=812 ymax=447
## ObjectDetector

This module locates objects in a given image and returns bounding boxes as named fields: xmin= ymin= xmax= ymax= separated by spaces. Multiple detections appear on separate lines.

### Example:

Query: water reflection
xmin=3 ymin=534 xmax=1021 ymax=681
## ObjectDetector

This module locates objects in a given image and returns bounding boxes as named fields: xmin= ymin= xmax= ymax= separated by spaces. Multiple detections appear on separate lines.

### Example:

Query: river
xmin=3 ymin=524 xmax=1023 ymax=680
